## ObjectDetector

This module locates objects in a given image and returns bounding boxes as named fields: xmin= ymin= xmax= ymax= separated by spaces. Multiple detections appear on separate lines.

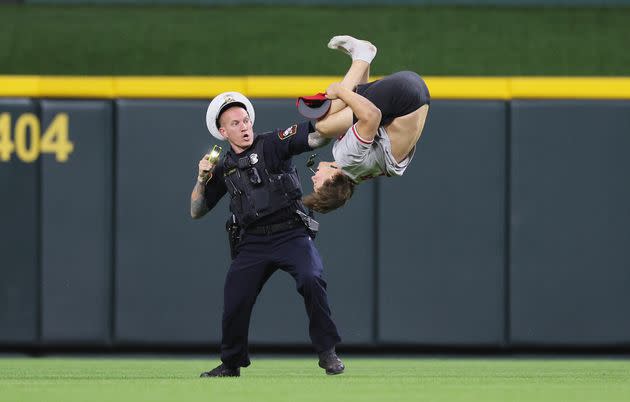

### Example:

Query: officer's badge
xmin=278 ymin=124 xmax=298 ymax=140
xmin=249 ymin=153 xmax=259 ymax=165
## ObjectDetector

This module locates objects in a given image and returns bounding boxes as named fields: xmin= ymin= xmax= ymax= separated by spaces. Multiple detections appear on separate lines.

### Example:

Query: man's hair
xmin=303 ymin=173 xmax=355 ymax=214
xmin=216 ymin=103 xmax=247 ymax=129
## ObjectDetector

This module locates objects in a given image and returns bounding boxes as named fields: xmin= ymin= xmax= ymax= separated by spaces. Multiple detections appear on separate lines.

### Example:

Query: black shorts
xmin=355 ymin=71 xmax=430 ymax=126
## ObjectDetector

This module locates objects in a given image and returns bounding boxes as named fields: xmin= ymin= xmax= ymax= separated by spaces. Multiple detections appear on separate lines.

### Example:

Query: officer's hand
xmin=325 ymin=82 xmax=342 ymax=100
xmin=198 ymin=154 xmax=215 ymax=181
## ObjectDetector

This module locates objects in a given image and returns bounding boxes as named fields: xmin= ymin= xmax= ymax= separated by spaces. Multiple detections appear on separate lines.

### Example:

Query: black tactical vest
xmin=221 ymin=137 xmax=303 ymax=227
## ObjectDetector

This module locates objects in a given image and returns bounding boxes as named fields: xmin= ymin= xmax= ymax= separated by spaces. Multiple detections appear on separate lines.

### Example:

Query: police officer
xmin=190 ymin=92 xmax=344 ymax=377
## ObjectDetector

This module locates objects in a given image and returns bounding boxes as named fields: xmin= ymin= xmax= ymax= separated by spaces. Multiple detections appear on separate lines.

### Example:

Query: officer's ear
xmin=218 ymin=126 xmax=229 ymax=140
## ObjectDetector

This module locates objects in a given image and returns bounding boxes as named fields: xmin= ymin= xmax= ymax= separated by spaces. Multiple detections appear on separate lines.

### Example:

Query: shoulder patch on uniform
xmin=278 ymin=124 xmax=298 ymax=140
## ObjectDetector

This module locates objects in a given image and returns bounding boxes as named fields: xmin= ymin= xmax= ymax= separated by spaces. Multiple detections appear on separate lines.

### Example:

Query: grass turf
xmin=1 ymin=357 xmax=629 ymax=402
xmin=1 ymin=5 xmax=630 ymax=76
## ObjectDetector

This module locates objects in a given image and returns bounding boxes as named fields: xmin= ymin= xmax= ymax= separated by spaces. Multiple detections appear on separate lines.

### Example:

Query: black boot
xmin=318 ymin=348 xmax=345 ymax=375
xmin=200 ymin=363 xmax=240 ymax=377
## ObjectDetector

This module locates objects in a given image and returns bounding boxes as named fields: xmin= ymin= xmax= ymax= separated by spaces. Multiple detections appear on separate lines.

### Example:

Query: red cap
xmin=296 ymin=93 xmax=332 ymax=119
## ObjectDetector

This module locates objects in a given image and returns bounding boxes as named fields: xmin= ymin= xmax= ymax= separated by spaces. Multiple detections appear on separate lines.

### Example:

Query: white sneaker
xmin=327 ymin=35 xmax=377 ymax=64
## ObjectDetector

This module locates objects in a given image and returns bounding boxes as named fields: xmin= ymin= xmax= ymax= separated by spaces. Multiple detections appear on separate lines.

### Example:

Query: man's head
xmin=206 ymin=91 xmax=256 ymax=148
xmin=217 ymin=105 xmax=254 ymax=152
xmin=303 ymin=161 xmax=355 ymax=213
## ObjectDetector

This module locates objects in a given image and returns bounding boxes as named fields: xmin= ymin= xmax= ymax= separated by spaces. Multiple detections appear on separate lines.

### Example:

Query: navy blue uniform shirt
xmin=203 ymin=121 xmax=315 ymax=225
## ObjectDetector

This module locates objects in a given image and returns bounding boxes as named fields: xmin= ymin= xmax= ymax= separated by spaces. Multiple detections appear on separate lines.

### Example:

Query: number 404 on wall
xmin=0 ymin=113 xmax=74 ymax=163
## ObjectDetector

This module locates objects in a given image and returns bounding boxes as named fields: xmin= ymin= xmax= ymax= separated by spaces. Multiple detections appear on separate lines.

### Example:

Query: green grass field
xmin=1 ymin=357 xmax=629 ymax=402
xmin=1 ymin=5 xmax=630 ymax=75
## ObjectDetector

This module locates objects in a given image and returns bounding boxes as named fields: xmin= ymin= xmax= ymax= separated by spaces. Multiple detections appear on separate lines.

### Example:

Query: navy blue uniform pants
xmin=220 ymin=227 xmax=341 ymax=368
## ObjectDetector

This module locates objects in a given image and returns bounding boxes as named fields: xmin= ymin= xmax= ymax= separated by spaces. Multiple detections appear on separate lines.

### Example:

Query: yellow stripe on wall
xmin=1 ymin=75 xmax=630 ymax=99
xmin=113 ymin=76 xmax=247 ymax=98
xmin=425 ymin=77 xmax=512 ymax=100
xmin=38 ymin=76 xmax=116 ymax=98
xmin=510 ymin=77 xmax=630 ymax=99
xmin=0 ymin=76 xmax=41 ymax=97
xmin=245 ymin=76 xmax=342 ymax=98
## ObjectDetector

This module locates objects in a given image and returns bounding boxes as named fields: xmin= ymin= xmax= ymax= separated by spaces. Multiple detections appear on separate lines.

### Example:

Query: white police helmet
xmin=206 ymin=91 xmax=256 ymax=141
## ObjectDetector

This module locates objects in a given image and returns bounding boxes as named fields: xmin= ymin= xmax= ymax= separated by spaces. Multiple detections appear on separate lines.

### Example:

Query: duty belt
xmin=245 ymin=218 xmax=303 ymax=235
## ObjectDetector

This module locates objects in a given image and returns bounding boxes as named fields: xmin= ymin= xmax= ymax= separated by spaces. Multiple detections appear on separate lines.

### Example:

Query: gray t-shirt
xmin=332 ymin=123 xmax=415 ymax=184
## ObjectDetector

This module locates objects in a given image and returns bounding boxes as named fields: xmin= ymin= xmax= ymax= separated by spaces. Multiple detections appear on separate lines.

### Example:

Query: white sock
xmin=352 ymin=41 xmax=377 ymax=64
xmin=328 ymin=35 xmax=377 ymax=64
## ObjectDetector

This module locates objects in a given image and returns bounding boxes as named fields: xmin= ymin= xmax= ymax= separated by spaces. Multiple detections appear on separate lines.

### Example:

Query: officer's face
xmin=312 ymin=161 xmax=340 ymax=192
xmin=219 ymin=107 xmax=254 ymax=152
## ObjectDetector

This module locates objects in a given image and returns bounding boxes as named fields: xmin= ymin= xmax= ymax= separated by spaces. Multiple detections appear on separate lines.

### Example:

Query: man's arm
xmin=190 ymin=155 xmax=226 ymax=219
xmin=326 ymin=82 xmax=381 ymax=143
xmin=191 ymin=180 xmax=210 ymax=219
xmin=272 ymin=121 xmax=326 ymax=160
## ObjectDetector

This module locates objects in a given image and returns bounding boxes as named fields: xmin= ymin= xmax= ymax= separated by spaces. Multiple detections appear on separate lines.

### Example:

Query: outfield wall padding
xmin=0 ymin=99 xmax=40 ymax=345
xmin=114 ymin=100 xmax=227 ymax=345
xmin=40 ymin=100 xmax=113 ymax=345
xmin=378 ymin=101 xmax=507 ymax=345
xmin=509 ymin=100 xmax=630 ymax=346
xmin=2 ymin=97 xmax=630 ymax=349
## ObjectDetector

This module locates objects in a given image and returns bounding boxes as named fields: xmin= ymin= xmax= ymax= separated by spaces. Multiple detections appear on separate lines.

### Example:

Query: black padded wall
xmin=510 ymin=100 xmax=630 ymax=346
xmin=40 ymin=100 xmax=113 ymax=345
xmin=0 ymin=99 xmax=39 ymax=345
xmin=378 ymin=101 xmax=507 ymax=345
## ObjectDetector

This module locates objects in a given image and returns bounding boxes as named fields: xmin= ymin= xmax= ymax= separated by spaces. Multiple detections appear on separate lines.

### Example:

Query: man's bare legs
xmin=327 ymin=59 xmax=371 ymax=116
xmin=315 ymin=36 xmax=376 ymax=138
xmin=386 ymin=104 xmax=430 ymax=163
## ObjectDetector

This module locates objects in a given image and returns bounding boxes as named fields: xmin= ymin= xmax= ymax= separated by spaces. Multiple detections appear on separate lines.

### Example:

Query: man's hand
xmin=191 ymin=154 xmax=215 ymax=218
xmin=198 ymin=154 xmax=216 ymax=183
xmin=325 ymin=82 xmax=343 ymax=100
